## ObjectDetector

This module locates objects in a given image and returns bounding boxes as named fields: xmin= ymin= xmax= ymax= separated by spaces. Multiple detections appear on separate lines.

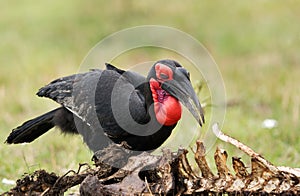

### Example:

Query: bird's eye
xmin=160 ymin=73 xmax=169 ymax=80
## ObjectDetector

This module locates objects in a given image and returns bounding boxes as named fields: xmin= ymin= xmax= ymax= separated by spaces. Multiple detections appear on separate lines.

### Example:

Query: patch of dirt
xmin=2 ymin=128 xmax=300 ymax=195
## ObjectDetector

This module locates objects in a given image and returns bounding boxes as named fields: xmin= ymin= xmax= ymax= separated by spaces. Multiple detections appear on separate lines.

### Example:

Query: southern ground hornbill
xmin=6 ymin=59 xmax=204 ymax=152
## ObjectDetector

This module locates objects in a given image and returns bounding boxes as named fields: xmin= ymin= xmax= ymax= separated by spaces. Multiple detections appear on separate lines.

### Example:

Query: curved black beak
xmin=161 ymin=68 xmax=205 ymax=126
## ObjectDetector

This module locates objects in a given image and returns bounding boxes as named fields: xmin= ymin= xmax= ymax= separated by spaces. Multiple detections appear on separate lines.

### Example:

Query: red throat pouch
xmin=150 ymin=79 xmax=182 ymax=126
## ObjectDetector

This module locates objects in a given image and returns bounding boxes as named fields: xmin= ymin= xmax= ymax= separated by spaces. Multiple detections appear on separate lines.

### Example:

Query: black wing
xmin=37 ymin=65 xmax=148 ymax=145
xmin=37 ymin=70 xmax=103 ymax=130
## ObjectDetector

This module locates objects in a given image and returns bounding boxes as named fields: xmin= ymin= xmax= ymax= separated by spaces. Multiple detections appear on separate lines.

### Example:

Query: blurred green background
xmin=1 ymin=0 xmax=299 ymax=193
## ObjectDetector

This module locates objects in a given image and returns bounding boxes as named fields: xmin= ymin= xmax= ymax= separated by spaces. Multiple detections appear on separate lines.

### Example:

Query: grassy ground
xmin=1 ymin=0 xmax=300 ymax=193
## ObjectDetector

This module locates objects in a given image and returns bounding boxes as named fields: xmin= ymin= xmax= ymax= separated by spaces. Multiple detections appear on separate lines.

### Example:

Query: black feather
xmin=6 ymin=108 xmax=59 ymax=144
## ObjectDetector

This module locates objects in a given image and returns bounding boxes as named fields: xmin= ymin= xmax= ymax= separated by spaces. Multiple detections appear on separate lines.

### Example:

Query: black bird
xmin=6 ymin=59 xmax=204 ymax=152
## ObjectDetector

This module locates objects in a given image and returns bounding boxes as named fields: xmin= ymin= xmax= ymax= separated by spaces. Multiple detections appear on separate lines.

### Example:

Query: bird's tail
xmin=6 ymin=108 xmax=61 ymax=144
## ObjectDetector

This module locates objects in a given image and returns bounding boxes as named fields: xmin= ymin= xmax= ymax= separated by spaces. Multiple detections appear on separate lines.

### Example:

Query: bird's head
xmin=147 ymin=59 xmax=205 ymax=126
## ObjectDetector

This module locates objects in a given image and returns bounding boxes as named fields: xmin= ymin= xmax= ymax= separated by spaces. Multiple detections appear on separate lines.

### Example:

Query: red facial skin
xmin=149 ymin=64 xmax=182 ymax=126
xmin=155 ymin=63 xmax=173 ymax=82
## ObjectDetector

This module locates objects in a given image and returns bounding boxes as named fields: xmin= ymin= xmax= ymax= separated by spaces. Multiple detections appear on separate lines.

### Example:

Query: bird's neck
xmin=145 ymin=79 xmax=182 ymax=126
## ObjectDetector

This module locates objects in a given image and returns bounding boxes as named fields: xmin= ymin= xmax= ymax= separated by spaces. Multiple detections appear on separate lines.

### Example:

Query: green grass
xmin=1 ymin=0 xmax=300 ymax=193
